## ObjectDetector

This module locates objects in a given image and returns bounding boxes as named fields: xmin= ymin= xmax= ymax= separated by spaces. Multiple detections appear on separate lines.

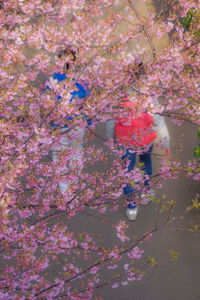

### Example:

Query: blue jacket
xmin=46 ymin=73 xmax=92 ymax=128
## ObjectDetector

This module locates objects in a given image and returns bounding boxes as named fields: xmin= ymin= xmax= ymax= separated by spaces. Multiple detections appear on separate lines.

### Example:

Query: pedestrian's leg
xmin=63 ymin=127 xmax=85 ymax=195
xmin=121 ymin=150 xmax=137 ymax=209
xmin=68 ymin=127 xmax=85 ymax=174
xmin=139 ymin=144 xmax=153 ymax=190
xmin=52 ymin=134 xmax=70 ymax=194
xmin=139 ymin=144 xmax=155 ymax=203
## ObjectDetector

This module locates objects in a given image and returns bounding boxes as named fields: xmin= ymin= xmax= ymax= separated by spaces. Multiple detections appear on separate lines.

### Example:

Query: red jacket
xmin=115 ymin=99 xmax=157 ymax=147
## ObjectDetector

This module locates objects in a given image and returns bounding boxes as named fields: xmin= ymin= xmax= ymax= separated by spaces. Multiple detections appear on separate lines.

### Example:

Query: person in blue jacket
xmin=46 ymin=48 xmax=92 ymax=129
xmin=47 ymin=47 xmax=93 ymax=195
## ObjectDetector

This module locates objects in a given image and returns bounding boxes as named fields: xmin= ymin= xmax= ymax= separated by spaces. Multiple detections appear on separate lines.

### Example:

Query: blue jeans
xmin=121 ymin=145 xmax=153 ymax=208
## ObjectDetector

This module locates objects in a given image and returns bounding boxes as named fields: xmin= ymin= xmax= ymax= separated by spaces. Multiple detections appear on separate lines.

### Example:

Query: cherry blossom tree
xmin=0 ymin=0 xmax=199 ymax=298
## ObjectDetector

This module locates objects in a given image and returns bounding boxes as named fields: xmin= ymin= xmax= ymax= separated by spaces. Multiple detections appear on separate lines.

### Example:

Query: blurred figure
xmin=46 ymin=47 xmax=92 ymax=195
xmin=106 ymin=61 xmax=170 ymax=221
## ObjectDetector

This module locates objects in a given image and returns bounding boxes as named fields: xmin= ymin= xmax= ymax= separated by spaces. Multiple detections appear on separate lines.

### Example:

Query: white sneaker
xmin=141 ymin=189 xmax=155 ymax=204
xmin=126 ymin=207 xmax=138 ymax=221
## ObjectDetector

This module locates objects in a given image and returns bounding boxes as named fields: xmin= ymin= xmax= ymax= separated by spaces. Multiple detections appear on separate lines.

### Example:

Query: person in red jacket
xmin=106 ymin=95 xmax=170 ymax=221
xmin=106 ymin=60 xmax=170 ymax=221
xmin=116 ymin=97 xmax=157 ymax=220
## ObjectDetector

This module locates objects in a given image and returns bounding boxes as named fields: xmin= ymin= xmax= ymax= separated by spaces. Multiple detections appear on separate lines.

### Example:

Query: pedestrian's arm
xmin=153 ymin=114 xmax=170 ymax=156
